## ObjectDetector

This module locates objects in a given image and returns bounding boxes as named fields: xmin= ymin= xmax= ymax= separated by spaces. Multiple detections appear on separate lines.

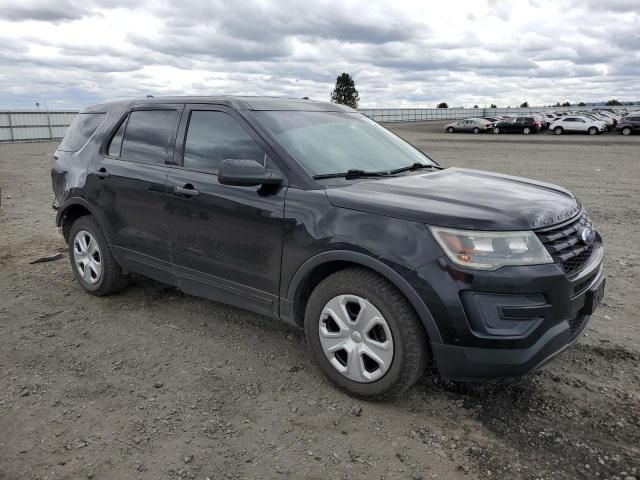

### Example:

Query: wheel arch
xmin=284 ymin=250 xmax=443 ymax=344
xmin=56 ymin=198 xmax=112 ymax=243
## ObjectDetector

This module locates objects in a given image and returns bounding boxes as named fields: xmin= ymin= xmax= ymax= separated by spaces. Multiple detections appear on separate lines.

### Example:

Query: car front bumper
xmin=406 ymin=240 xmax=605 ymax=380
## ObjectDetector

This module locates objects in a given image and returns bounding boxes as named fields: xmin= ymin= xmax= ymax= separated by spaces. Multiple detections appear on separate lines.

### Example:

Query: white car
xmin=549 ymin=116 xmax=606 ymax=135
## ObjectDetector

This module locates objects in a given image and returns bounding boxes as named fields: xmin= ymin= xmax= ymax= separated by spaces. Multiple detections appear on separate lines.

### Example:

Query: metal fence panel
xmin=356 ymin=106 xmax=635 ymax=122
xmin=0 ymin=110 xmax=78 ymax=143
xmin=1 ymin=105 xmax=637 ymax=143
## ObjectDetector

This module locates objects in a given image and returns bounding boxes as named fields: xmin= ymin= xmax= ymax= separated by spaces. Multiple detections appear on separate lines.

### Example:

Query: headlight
xmin=430 ymin=226 xmax=553 ymax=271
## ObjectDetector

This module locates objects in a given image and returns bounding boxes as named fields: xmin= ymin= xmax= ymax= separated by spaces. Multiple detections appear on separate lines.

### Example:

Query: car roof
xmin=81 ymin=96 xmax=356 ymax=114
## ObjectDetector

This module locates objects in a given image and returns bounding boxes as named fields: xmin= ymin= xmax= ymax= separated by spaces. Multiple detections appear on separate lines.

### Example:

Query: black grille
xmin=536 ymin=213 xmax=594 ymax=276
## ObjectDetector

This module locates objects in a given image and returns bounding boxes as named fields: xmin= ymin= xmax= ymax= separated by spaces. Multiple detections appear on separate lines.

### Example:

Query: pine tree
xmin=330 ymin=73 xmax=360 ymax=108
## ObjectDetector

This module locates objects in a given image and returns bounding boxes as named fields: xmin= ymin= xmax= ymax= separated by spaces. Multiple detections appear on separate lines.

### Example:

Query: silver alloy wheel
xmin=622 ymin=127 xmax=631 ymax=135
xmin=523 ymin=127 xmax=531 ymax=134
xmin=318 ymin=295 xmax=394 ymax=383
xmin=73 ymin=230 xmax=102 ymax=285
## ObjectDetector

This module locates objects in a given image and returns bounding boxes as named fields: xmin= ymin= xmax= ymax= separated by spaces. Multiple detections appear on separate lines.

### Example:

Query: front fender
xmin=282 ymin=250 xmax=443 ymax=344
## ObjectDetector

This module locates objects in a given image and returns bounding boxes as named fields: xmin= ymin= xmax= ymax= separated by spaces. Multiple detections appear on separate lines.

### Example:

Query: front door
xmin=167 ymin=106 xmax=286 ymax=317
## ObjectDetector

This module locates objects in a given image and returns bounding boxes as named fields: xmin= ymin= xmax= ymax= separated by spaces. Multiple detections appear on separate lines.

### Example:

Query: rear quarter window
xmin=58 ymin=113 xmax=107 ymax=152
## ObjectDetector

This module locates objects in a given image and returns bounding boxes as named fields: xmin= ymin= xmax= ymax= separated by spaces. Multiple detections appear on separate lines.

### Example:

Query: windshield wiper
xmin=388 ymin=162 xmax=441 ymax=175
xmin=313 ymin=169 xmax=390 ymax=180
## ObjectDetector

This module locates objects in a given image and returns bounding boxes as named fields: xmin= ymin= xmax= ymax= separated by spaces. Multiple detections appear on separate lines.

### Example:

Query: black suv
xmin=493 ymin=116 xmax=540 ymax=134
xmin=52 ymin=97 xmax=605 ymax=398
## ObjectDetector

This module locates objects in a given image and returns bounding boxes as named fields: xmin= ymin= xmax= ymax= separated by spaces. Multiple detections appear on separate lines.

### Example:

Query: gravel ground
xmin=1 ymin=126 xmax=639 ymax=480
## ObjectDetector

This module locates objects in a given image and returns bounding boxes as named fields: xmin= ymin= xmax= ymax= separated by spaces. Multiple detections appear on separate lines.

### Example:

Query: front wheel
xmin=472 ymin=127 xmax=480 ymax=134
xmin=304 ymin=268 xmax=429 ymax=399
xmin=447 ymin=127 xmax=455 ymax=133
xmin=523 ymin=127 xmax=531 ymax=135
xmin=68 ymin=216 xmax=129 ymax=296
xmin=493 ymin=127 xmax=500 ymax=134
xmin=554 ymin=127 xmax=564 ymax=135
xmin=588 ymin=127 xmax=598 ymax=135
xmin=622 ymin=127 xmax=631 ymax=135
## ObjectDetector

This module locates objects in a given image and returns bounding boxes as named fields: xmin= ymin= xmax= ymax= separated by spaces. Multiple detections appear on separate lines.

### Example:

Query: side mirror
xmin=218 ymin=159 xmax=283 ymax=187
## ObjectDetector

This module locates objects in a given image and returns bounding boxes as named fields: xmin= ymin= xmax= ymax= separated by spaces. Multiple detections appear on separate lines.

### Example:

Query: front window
xmin=254 ymin=111 xmax=434 ymax=176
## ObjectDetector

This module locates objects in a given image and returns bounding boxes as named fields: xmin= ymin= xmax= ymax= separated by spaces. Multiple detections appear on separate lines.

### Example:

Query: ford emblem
xmin=579 ymin=226 xmax=595 ymax=245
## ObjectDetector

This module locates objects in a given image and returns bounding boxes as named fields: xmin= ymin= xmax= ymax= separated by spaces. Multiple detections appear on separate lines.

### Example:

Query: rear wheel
xmin=554 ymin=127 xmax=564 ymax=135
xmin=305 ymin=268 xmax=429 ymax=399
xmin=523 ymin=127 xmax=531 ymax=135
xmin=447 ymin=127 xmax=455 ymax=133
xmin=69 ymin=216 xmax=129 ymax=296
xmin=472 ymin=127 xmax=480 ymax=134
xmin=622 ymin=127 xmax=631 ymax=135
xmin=588 ymin=126 xmax=598 ymax=135
xmin=493 ymin=127 xmax=500 ymax=134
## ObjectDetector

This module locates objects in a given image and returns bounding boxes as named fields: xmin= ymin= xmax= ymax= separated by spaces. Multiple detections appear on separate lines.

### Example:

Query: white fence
xmin=0 ymin=110 xmax=77 ymax=143
xmin=0 ymin=105 xmax=635 ymax=142
xmin=359 ymin=106 xmax=585 ymax=122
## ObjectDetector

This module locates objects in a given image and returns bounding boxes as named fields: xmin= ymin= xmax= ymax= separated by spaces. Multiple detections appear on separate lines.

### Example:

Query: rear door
xmin=166 ymin=105 xmax=286 ymax=317
xmin=86 ymin=105 xmax=182 ymax=284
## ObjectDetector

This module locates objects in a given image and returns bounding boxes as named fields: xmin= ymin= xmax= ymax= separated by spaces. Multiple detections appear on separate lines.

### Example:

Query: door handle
xmin=94 ymin=168 xmax=110 ymax=179
xmin=174 ymin=185 xmax=200 ymax=197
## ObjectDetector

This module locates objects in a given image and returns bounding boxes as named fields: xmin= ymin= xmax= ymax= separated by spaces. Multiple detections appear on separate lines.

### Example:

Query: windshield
xmin=254 ymin=111 xmax=435 ymax=176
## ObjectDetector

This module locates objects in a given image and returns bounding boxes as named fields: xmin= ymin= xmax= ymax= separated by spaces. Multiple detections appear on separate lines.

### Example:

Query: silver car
xmin=444 ymin=118 xmax=493 ymax=133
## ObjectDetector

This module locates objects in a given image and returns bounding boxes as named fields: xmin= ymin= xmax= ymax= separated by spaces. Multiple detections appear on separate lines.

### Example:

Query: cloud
xmin=0 ymin=0 xmax=637 ymax=109
xmin=0 ymin=0 xmax=91 ymax=22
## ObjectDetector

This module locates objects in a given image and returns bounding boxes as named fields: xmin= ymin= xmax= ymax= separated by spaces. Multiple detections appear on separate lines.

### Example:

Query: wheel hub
xmin=318 ymin=295 xmax=394 ymax=383
xmin=72 ymin=230 xmax=102 ymax=285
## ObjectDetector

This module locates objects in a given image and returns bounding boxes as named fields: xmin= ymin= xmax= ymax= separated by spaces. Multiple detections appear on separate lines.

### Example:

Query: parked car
xmin=595 ymin=111 xmax=620 ymax=126
xmin=542 ymin=114 xmax=556 ymax=127
xmin=616 ymin=115 xmax=640 ymax=135
xmin=580 ymin=113 xmax=613 ymax=130
xmin=52 ymin=97 xmax=605 ymax=399
xmin=493 ymin=116 xmax=539 ymax=134
xmin=549 ymin=116 xmax=606 ymax=135
xmin=444 ymin=118 xmax=494 ymax=133
xmin=530 ymin=113 xmax=547 ymax=129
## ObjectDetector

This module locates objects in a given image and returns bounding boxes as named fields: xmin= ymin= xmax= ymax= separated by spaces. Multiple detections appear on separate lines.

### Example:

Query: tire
xmin=493 ymin=127 xmax=500 ymax=134
xmin=622 ymin=127 xmax=631 ymax=136
xmin=554 ymin=127 xmax=563 ymax=135
xmin=68 ymin=215 xmax=129 ymax=296
xmin=304 ymin=268 xmax=430 ymax=400
xmin=523 ymin=127 xmax=531 ymax=135
xmin=588 ymin=127 xmax=598 ymax=135
xmin=472 ymin=127 xmax=480 ymax=134
xmin=447 ymin=127 xmax=455 ymax=133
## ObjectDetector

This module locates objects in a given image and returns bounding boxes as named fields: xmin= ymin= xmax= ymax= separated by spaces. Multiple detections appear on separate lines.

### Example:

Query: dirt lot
xmin=1 ymin=125 xmax=639 ymax=480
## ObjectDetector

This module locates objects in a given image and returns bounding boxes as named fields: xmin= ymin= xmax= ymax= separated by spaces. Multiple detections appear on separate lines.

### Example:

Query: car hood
xmin=324 ymin=168 xmax=581 ymax=230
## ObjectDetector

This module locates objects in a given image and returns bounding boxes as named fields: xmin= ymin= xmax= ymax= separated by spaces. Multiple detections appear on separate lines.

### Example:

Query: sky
xmin=0 ymin=0 xmax=638 ymax=109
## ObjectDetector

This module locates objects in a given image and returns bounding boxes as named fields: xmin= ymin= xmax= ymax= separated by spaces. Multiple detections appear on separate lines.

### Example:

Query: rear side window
xmin=58 ymin=113 xmax=106 ymax=152
xmin=120 ymin=110 xmax=178 ymax=164
xmin=183 ymin=111 xmax=265 ymax=173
